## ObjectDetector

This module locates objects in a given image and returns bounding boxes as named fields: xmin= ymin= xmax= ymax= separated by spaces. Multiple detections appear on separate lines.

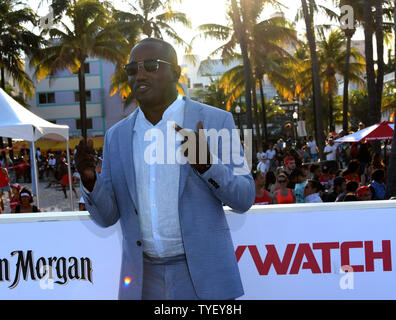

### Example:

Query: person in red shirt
xmin=319 ymin=165 xmax=334 ymax=191
xmin=342 ymin=159 xmax=361 ymax=184
xmin=0 ymin=167 xmax=11 ymax=204
xmin=253 ymin=170 xmax=272 ymax=205
xmin=9 ymin=183 xmax=21 ymax=213
xmin=272 ymin=173 xmax=296 ymax=204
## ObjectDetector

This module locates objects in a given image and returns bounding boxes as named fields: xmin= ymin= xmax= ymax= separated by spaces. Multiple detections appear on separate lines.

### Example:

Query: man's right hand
xmin=75 ymin=139 xmax=97 ymax=192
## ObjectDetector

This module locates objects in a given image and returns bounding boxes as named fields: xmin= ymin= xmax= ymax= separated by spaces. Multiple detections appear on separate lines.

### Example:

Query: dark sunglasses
xmin=124 ymin=59 xmax=173 ymax=76
xmin=278 ymin=180 xmax=287 ymax=183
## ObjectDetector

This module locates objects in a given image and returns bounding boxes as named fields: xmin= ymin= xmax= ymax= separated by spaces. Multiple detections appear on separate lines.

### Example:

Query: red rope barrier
xmin=0 ymin=144 xmax=27 ymax=153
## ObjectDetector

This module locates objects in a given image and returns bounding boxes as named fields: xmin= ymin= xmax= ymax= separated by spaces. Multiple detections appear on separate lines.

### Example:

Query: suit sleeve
xmin=194 ymin=112 xmax=255 ymax=212
xmin=81 ymin=131 xmax=120 ymax=227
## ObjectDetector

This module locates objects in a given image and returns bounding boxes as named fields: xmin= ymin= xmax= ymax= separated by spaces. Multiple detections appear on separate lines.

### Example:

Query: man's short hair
xmin=346 ymin=180 xmax=359 ymax=193
xmin=333 ymin=176 xmax=346 ymax=188
xmin=136 ymin=37 xmax=178 ymax=65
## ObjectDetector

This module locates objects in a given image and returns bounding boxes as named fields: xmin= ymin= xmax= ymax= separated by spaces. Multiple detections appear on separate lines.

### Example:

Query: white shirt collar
xmin=134 ymin=95 xmax=184 ymax=131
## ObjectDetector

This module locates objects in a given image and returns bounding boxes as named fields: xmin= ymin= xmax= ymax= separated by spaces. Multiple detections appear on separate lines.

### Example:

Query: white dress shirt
xmin=132 ymin=96 xmax=185 ymax=258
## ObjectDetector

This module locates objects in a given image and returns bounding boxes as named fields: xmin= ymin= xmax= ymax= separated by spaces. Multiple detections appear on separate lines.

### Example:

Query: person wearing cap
xmin=356 ymin=186 xmax=371 ymax=201
xmin=14 ymin=187 xmax=41 ymax=213
xmin=10 ymin=183 xmax=21 ymax=213
xmin=79 ymin=197 xmax=86 ymax=211
xmin=282 ymin=156 xmax=296 ymax=176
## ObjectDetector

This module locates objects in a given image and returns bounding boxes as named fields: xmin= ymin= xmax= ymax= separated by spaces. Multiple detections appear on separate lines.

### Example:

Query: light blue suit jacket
xmin=82 ymin=97 xmax=255 ymax=300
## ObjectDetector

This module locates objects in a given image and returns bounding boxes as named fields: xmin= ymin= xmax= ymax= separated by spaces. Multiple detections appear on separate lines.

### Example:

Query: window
xmin=38 ymin=92 xmax=55 ymax=104
xmin=76 ymin=118 xmax=93 ymax=130
xmin=74 ymin=91 xmax=91 ymax=102
xmin=193 ymin=83 xmax=203 ymax=89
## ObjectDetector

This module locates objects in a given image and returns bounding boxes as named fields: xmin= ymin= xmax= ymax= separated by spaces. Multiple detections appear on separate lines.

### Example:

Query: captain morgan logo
xmin=0 ymin=250 xmax=93 ymax=289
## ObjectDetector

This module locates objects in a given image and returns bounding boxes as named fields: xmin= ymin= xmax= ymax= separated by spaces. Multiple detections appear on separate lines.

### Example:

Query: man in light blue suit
xmin=75 ymin=38 xmax=255 ymax=300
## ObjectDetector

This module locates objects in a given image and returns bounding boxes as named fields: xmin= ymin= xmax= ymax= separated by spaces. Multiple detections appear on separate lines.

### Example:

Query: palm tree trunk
xmin=0 ymin=67 xmax=5 ymax=89
xmin=251 ymin=77 xmax=263 ymax=151
xmin=258 ymin=76 xmax=268 ymax=142
xmin=78 ymin=61 xmax=88 ymax=142
xmin=231 ymin=0 xmax=255 ymax=154
xmin=0 ymin=67 xmax=6 ymax=160
xmin=374 ymin=0 xmax=384 ymax=115
xmin=385 ymin=0 xmax=396 ymax=199
xmin=363 ymin=0 xmax=381 ymax=153
xmin=342 ymin=32 xmax=353 ymax=132
xmin=363 ymin=0 xmax=378 ymax=124
xmin=0 ymin=67 xmax=15 ymax=162
xmin=329 ymin=93 xmax=334 ymax=133
xmin=301 ymin=0 xmax=325 ymax=160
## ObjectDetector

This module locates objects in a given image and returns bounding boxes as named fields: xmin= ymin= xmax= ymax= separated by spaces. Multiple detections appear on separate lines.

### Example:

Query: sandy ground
xmin=1 ymin=175 xmax=82 ymax=213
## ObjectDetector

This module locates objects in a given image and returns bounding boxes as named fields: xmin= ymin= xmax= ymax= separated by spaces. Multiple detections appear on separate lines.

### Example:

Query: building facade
xmin=27 ymin=58 xmax=135 ymax=138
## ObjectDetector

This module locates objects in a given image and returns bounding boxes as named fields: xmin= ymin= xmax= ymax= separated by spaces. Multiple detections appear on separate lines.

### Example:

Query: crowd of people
xmin=253 ymin=128 xmax=393 ymax=205
xmin=0 ymin=130 xmax=394 ymax=213
xmin=0 ymin=139 xmax=101 ymax=213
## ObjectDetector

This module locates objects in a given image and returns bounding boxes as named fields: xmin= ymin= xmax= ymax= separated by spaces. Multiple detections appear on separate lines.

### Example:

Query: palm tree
xmin=362 ymin=0 xmax=393 ymax=124
xmin=385 ymin=0 xmax=396 ymax=199
xmin=300 ymin=0 xmax=325 ymax=160
xmin=198 ymin=0 xmax=295 ymax=151
xmin=0 ymin=0 xmax=42 ymax=159
xmin=323 ymin=0 xmax=363 ymax=132
xmin=32 ymin=0 xmax=126 ymax=141
xmin=316 ymin=29 xmax=366 ymax=132
xmin=230 ymin=0 xmax=255 ymax=153
xmin=252 ymin=14 xmax=299 ymax=141
xmin=108 ymin=0 xmax=191 ymax=106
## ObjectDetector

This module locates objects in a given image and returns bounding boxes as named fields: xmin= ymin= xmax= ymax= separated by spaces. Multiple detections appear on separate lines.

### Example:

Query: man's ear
xmin=173 ymin=65 xmax=181 ymax=82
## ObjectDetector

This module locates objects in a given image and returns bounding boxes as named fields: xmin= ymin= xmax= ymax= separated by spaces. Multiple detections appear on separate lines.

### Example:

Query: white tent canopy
xmin=0 ymin=88 xmax=69 ymax=141
xmin=0 ymin=88 xmax=74 ymax=210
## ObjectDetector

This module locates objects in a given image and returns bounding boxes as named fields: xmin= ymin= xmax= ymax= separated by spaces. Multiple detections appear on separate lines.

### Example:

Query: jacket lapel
xmin=118 ymin=110 xmax=138 ymax=208
xmin=178 ymin=97 xmax=204 ymax=198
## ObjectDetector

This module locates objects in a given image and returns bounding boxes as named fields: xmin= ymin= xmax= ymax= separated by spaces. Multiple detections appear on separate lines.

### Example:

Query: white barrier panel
xmin=0 ymin=201 xmax=396 ymax=299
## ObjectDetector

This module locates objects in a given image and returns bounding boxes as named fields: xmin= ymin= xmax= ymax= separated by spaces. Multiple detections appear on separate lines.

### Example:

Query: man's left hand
xmin=174 ymin=121 xmax=212 ymax=174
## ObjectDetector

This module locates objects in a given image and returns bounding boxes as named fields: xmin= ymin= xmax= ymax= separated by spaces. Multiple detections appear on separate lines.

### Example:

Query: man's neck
xmin=140 ymin=93 xmax=178 ymax=125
